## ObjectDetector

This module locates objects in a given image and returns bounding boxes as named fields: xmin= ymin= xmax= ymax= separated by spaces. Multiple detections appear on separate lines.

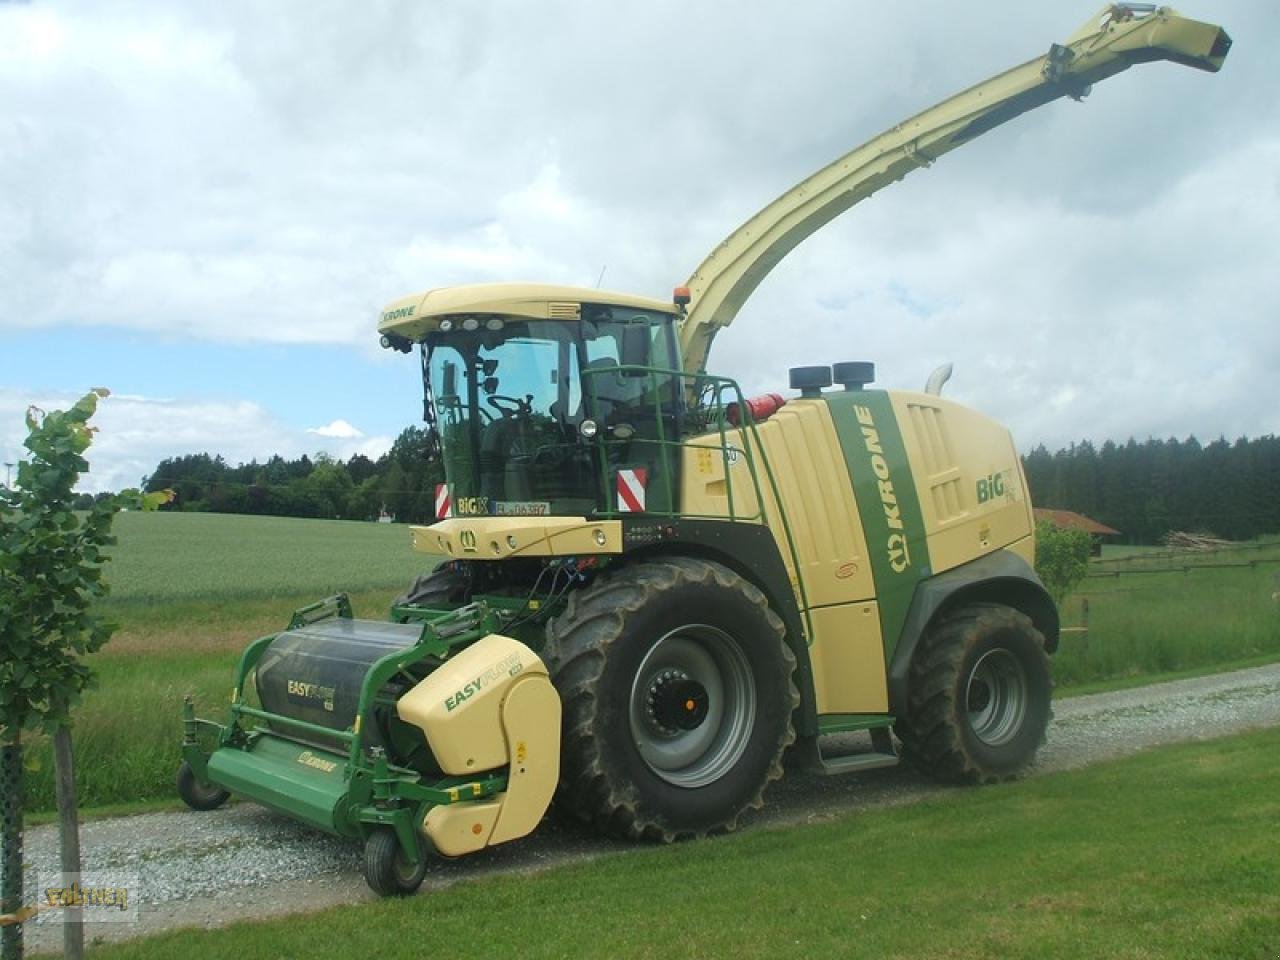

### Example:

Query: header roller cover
xmin=397 ymin=634 xmax=562 ymax=855
xmin=396 ymin=634 xmax=557 ymax=775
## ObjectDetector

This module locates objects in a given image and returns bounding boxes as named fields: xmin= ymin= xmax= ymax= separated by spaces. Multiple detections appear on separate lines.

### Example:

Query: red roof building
xmin=1032 ymin=509 xmax=1121 ymax=537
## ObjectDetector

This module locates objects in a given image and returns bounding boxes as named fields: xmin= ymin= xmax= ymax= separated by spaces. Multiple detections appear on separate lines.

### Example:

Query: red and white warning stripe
xmin=616 ymin=468 xmax=647 ymax=513
xmin=434 ymin=483 xmax=452 ymax=520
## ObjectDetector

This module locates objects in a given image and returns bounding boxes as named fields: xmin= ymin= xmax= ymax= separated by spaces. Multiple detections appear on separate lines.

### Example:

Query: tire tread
xmin=896 ymin=602 xmax=1050 ymax=785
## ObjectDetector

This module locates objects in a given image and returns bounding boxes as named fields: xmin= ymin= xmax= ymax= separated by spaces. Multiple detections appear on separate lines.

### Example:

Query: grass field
xmin=102 ymin=510 xmax=426 ymax=605
xmin=87 ymin=728 xmax=1280 ymax=960
xmin=18 ymin=512 xmax=1280 ymax=813
xmin=1052 ymin=537 xmax=1280 ymax=688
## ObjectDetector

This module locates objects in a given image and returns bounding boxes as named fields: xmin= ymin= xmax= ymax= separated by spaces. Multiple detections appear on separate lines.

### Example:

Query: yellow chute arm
xmin=678 ymin=4 xmax=1231 ymax=374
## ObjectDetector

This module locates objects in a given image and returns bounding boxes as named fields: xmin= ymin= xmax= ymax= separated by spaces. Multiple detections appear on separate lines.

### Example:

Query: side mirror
xmin=441 ymin=362 xmax=458 ymax=400
xmin=620 ymin=323 xmax=649 ymax=375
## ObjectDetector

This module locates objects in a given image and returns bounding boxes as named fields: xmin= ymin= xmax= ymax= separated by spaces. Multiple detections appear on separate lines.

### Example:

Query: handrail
xmin=582 ymin=364 xmax=815 ymax=642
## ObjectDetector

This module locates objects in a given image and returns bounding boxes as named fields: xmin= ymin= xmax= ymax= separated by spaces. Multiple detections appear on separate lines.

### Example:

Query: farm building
xmin=1034 ymin=508 xmax=1121 ymax=556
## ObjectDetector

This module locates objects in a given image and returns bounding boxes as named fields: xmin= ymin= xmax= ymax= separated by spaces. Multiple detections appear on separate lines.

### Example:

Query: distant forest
xmin=139 ymin=426 xmax=444 ymax=525
xmin=1022 ymin=435 xmax=1280 ymax=543
xmin=131 ymin=429 xmax=1280 ymax=545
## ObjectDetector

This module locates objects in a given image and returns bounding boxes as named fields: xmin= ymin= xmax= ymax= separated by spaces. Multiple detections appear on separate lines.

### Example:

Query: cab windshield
xmin=425 ymin=306 xmax=679 ymax=518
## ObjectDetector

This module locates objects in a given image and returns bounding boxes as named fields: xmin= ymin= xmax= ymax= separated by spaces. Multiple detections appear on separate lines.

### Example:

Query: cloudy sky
xmin=2 ymin=1 xmax=1276 ymax=492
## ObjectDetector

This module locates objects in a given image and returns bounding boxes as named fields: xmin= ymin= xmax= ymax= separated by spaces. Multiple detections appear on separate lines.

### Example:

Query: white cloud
xmin=0 ymin=390 xmax=393 ymax=494
xmin=307 ymin=419 xmax=364 ymax=440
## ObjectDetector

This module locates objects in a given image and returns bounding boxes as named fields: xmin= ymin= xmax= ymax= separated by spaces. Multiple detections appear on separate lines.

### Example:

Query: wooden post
xmin=52 ymin=728 xmax=83 ymax=960
xmin=1 ymin=742 xmax=22 ymax=960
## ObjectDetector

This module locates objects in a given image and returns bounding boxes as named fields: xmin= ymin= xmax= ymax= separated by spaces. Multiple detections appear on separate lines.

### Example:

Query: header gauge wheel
xmin=363 ymin=828 xmax=427 ymax=897
xmin=545 ymin=558 xmax=798 ymax=842
xmin=176 ymin=761 xmax=230 ymax=812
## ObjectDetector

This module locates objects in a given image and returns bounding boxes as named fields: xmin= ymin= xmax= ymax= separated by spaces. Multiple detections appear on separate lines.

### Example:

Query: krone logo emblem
xmin=459 ymin=529 xmax=478 ymax=552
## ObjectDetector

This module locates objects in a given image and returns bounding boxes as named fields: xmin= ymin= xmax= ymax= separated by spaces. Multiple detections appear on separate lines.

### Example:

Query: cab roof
xmin=378 ymin=282 xmax=679 ymax=341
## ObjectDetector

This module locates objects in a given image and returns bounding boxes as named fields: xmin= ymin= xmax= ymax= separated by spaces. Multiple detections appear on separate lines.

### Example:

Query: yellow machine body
xmin=679 ymin=392 xmax=1032 ymax=715
xmin=405 ymin=389 xmax=1031 ymax=721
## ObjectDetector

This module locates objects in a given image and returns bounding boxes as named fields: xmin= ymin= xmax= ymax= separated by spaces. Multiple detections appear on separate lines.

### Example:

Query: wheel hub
xmin=647 ymin=672 xmax=710 ymax=733
xmin=628 ymin=625 xmax=757 ymax=789
xmin=965 ymin=648 xmax=1028 ymax=747
xmin=967 ymin=680 xmax=992 ymax=713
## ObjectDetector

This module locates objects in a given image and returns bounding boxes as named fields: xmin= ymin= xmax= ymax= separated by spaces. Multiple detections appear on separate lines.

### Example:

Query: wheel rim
xmin=392 ymin=845 xmax=422 ymax=888
xmin=965 ymin=648 xmax=1028 ymax=747
xmin=628 ymin=624 xmax=756 ymax=788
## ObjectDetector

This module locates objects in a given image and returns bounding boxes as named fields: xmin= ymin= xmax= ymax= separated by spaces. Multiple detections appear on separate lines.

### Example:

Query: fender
xmin=887 ymin=549 xmax=1060 ymax=715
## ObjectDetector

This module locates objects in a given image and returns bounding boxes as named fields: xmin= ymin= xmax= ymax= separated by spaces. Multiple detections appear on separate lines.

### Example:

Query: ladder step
xmin=816 ymin=750 xmax=899 ymax=776
xmin=814 ymin=727 xmax=899 ymax=776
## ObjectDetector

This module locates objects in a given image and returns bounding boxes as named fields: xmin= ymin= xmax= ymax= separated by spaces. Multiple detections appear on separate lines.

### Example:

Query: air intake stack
xmin=832 ymin=361 xmax=875 ymax=391
xmin=789 ymin=366 xmax=832 ymax=399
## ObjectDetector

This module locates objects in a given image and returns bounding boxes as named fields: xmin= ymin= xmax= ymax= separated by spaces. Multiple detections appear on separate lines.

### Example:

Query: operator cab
xmin=379 ymin=283 xmax=684 ymax=519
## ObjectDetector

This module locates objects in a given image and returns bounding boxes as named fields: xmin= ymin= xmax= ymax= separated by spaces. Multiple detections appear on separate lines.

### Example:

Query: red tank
xmin=726 ymin=392 xmax=787 ymax=426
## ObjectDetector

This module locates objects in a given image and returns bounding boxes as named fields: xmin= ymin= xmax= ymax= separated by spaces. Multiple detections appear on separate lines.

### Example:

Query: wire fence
xmin=1088 ymin=539 xmax=1280 ymax=579
xmin=1088 ymin=558 xmax=1279 ymax=578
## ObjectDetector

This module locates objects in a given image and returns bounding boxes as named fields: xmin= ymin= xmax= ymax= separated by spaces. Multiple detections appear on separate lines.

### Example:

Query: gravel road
xmin=18 ymin=661 xmax=1280 ymax=952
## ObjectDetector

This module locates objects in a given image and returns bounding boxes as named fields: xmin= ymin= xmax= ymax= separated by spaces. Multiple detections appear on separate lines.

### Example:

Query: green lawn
xmin=91 ymin=728 xmax=1280 ymax=960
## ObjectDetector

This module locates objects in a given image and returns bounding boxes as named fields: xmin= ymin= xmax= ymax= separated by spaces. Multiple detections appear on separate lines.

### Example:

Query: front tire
xmin=897 ymin=602 xmax=1051 ymax=784
xmin=545 ymin=558 xmax=797 ymax=841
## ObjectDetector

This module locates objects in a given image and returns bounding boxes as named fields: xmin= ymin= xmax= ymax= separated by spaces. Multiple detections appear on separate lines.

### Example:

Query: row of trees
xmin=141 ymin=427 xmax=443 ymax=524
xmin=1023 ymin=435 xmax=1280 ymax=543
xmin=137 ymin=428 xmax=1280 ymax=544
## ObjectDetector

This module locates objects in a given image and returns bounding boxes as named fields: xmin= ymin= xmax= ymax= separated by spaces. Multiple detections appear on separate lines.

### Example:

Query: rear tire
xmin=896 ymin=602 xmax=1051 ymax=784
xmin=363 ymin=828 xmax=427 ymax=897
xmin=176 ymin=760 xmax=230 ymax=812
xmin=545 ymin=557 xmax=797 ymax=841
